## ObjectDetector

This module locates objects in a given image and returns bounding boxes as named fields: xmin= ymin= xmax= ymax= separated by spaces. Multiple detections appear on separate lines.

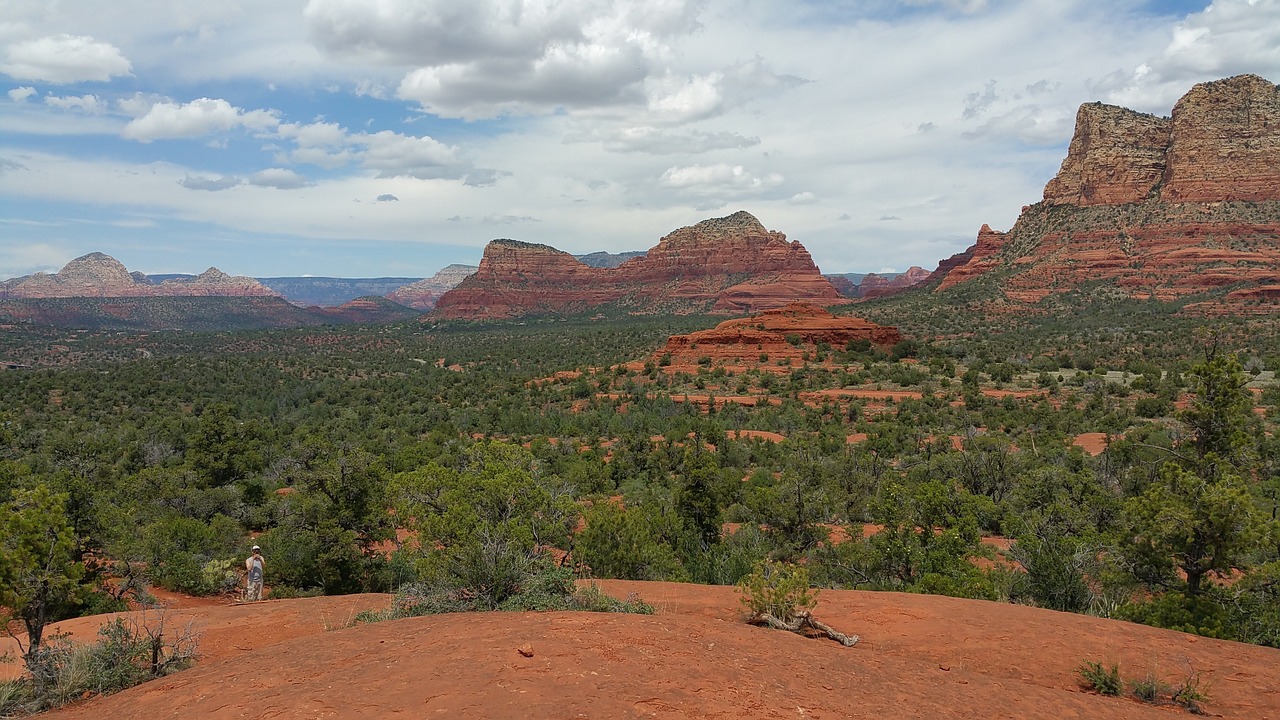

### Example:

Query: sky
xmin=2 ymin=0 xmax=1279 ymax=281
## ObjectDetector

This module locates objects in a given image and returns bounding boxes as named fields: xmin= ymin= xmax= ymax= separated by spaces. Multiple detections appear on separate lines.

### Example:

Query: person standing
xmin=245 ymin=545 xmax=265 ymax=601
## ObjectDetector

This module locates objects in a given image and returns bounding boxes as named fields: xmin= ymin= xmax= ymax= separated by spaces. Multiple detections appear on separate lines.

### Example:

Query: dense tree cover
xmin=1 ymin=302 xmax=1278 ymax=647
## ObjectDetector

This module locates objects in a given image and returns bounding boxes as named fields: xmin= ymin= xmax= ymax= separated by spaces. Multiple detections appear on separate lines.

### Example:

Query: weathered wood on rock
xmin=749 ymin=611 xmax=859 ymax=647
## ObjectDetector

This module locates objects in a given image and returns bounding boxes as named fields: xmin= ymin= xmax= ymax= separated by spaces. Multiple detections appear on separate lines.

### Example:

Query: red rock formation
xmin=858 ymin=266 xmax=931 ymax=299
xmin=654 ymin=302 xmax=901 ymax=366
xmin=3 ymin=253 xmax=278 ymax=299
xmin=433 ymin=211 xmax=844 ymax=319
xmin=929 ymin=74 xmax=1280 ymax=313
xmin=1041 ymin=103 xmax=1170 ymax=206
xmin=934 ymin=225 xmax=1010 ymax=291
xmin=385 ymin=264 xmax=477 ymax=310
xmin=1161 ymin=74 xmax=1280 ymax=203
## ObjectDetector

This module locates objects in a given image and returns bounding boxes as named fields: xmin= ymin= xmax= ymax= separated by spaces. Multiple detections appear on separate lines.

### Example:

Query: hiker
xmin=245 ymin=545 xmax=265 ymax=601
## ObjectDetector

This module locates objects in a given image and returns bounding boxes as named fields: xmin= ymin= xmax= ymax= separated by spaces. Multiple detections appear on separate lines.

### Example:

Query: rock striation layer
xmin=2 ymin=253 xmax=279 ymax=299
xmin=432 ymin=211 xmax=844 ymax=319
xmin=385 ymin=264 xmax=478 ymax=310
xmin=929 ymin=74 xmax=1280 ymax=313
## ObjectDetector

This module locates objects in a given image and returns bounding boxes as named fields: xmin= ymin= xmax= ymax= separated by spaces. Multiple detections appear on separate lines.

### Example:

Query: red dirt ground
xmin=19 ymin=582 xmax=1280 ymax=719
xmin=1072 ymin=432 xmax=1110 ymax=456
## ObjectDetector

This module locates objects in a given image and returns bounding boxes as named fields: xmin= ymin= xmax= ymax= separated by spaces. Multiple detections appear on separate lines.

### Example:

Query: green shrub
xmin=736 ymin=559 xmax=817 ymax=622
xmin=1077 ymin=660 xmax=1122 ymax=696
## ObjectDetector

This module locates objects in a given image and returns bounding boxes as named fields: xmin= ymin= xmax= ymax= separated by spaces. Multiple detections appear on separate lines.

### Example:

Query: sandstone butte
xmin=0 ymin=252 xmax=278 ymax=299
xmin=384 ymin=263 xmax=478 ymax=310
xmin=431 ymin=211 xmax=845 ymax=319
xmin=654 ymin=302 xmax=901 ymax=366
xmin=928 ymin=73 xmax=1280 ymax=313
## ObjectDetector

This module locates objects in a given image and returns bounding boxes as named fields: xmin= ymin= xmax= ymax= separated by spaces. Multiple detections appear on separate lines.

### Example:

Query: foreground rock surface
xmin=931 ymin=74 xmax=1280 ymax=313
xmin=24 ymin=582 xmax=1280 ymax=720
xmin=433 ymin=211 xmax=844 ymax=319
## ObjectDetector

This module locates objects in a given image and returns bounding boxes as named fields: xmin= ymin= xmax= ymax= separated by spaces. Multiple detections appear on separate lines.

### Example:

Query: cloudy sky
xmin=2 ymin=0 xmax=1279 ymax=280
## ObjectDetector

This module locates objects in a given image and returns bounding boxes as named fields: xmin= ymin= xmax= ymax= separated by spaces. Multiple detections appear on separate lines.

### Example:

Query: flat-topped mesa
xmin=5 ymin=253 xmax=278 ymax=299
xmin=654 ymin=302 xmax=901 ymax=366
xmin=432 ymin=212 xmax=844 ymax=319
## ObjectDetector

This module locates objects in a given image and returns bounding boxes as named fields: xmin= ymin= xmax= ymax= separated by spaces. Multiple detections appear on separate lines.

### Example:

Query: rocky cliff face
xmin=384 ymin=264 xmax=477 ymax=310
xmin=2 ymin=253 xmax=279 ymax=299
xmin=930 ymin=74 xmax=1280 ymax=313
xmin=432 ymin=211 xmax=844 ymax=319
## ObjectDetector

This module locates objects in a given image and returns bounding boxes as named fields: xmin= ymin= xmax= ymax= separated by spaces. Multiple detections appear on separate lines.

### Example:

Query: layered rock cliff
xmin=929 ymin=74 xmax=1280 ymax=313
xmin=384 ymin=264 xmax=478 ymax=310
xmin=2 ymin=253 xmax=279 ymax=299
xmin=432 ymin=211 xmax=845 ymax=319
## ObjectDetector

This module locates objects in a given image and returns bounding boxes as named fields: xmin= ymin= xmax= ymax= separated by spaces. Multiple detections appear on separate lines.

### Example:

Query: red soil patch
xmin=33 ymin=583 xmax=1280 ymax=720
xmin=1073 ymin=432 xmax=1110 ymax=456
xmin=726 ymin=430 xmax=786 ymax=443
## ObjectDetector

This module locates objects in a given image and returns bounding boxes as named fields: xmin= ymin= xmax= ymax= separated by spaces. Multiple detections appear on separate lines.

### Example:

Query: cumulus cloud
xmin=8 ymin=86 xmax=36 ymax=102
xmin=44 ymin=93 xmax=107 ymax=114
xmin=660 ymin=163 xmax=784 ymax=195
xmin=375 ymin=193 xmax=399 ymax=202
xmin=1091 ymin=0 xmax=1280 ymax=113
xmin=122 ymin=98 xmax=280 ymax=142
xmin=248 ymin=168 xmax=312 ymax=189
xmin=788 ymin=191 xmax=817 ymax=205
xmin=304 ymin=0 xmax=706 ymax=118
xmin=179 ymin=174 xmax=241 ymax=191
xmin=1 ymin=34 xmax=132 ymax=83
xmin=275 ymin=121 xmax=467 ymax=179
xmin=359 ymin=130 xmax=461 ymax=178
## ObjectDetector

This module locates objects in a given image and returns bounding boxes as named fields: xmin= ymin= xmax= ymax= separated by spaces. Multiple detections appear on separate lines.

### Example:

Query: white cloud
xmin=180 ymin=174 xmax=241 ymax=191
xmin=359 ymin=130 xmax=461 ymax=178
xmin=1092 ymin=0 xmax=1280 ymax=113
xmin=305 ymin=0 xmax=706 ymax=119
xmin=121 ymin=97 xmax=280 ymax=142
xmin=248 ymin=168 xmax=312 ymax=189
xmin=2 ymin=34 xmax=132 ymax=83
xmin=660 ymin=163 xmax=784 ymax=194
xmin=44 ymin=93 xmax=107 ymax=114
xmin=8 ymin=86 xmax=36 ymax=102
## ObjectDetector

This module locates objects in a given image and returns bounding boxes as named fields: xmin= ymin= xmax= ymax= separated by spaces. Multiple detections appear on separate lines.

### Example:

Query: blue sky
xmin=2 ymin=0 xmax=1276 ymax=280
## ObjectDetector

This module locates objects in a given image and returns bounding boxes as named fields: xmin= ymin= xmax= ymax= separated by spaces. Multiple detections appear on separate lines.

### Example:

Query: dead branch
xmin=749 ymin=611 xmax=859 ymax=647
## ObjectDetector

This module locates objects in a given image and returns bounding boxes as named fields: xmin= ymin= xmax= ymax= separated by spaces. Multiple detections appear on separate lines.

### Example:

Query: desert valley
xmin=3 ymin=74 xmax=1280 ymax=719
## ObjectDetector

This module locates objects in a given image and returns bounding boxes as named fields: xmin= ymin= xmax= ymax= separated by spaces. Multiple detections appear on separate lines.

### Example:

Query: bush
xmin=1128 ymin=671 xmax=1170 ymax=703
xmin=736 ymin=559 xmax=817 ymax=622
xmin=353 ymin=558 xmax=652 ymax=624
xmin=1077 ymin=660 xmax=1122 ymax=696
